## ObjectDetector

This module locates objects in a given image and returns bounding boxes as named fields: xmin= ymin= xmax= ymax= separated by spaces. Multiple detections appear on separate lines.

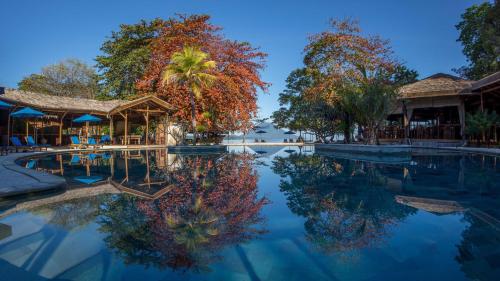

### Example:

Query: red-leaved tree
xmin=137 ymin=15 xmax=269 ymax=135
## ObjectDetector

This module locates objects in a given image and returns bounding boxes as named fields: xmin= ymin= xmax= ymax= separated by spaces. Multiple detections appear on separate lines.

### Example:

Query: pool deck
xmin=0 ymin=144 xmax=499 ymax=199
xmin=0 ymin=152 xmax=66 ymax=198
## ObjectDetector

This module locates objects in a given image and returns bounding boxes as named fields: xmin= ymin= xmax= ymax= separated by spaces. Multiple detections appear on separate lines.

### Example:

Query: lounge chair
xmin=284 ymin=139 xmax=288 ymax=143
xmin=10 ymin=136 xmax=33 ymax=152
xmin=70 ymin=154 xmax=81 ymax=165
xmin=87 ymin=137 xmax=102 ymax=149
xmin=25 ymin=136 xmax=49 ymax=151
xmin=99 ymin=135 xmax=111 ymax=145
xmin=70 ymin=136 xmax=87 ymax=149
xmin=25 ymin=160 xmax=36 ymax=169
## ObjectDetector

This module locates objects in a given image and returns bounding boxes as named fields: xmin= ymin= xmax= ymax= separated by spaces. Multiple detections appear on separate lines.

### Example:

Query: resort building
xmin=381 ymin=71 xmax=500 ymax=145
xmin=0 ymin=88 xmax=177 ymax=146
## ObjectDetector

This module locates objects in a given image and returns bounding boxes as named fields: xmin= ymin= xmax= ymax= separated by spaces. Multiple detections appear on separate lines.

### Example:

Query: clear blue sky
xmin=0 ymin=0 xmax=487 ymax=118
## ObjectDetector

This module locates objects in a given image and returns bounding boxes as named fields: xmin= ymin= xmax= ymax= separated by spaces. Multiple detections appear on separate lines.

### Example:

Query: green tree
xmin=353 ymin=72 xmax=400 ymax=144
xmin=392 ymin=65 xmax=419 ymax=86
xmin=271 ymin=68 xmax=339 ymax=142
xmin=18 ymin=59 xmax=99 ymax=98
xmin=455 ymin=2 xmax=500 ymax=80
xmin=96 ymin=19 xmax=164 ymax=99
xmin=466 ymin=110 xmax=499 ymax=145
xmin=162 ymin=46 xmax=216 ymax=143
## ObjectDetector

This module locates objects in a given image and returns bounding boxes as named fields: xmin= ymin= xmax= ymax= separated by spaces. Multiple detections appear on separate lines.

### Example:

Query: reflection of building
xmin=110 ymin=150 xmax=179 ymax=200
xmin=382 ymin=72 xmax=500 ymax=144
xmin=395 ymin=195 xmax=465 ymax=214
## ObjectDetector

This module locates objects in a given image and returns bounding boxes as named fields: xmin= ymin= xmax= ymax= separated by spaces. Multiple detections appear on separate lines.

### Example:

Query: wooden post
xmin=26 ymin=121 xmax=29 ymax=138
xmin=480 ymin=91 xmax=484 ymax=112
xmin=109 ymin=116 xmax=114 ymax=144
xmin=124 ymin=112 xmax=128 ymax=145
xmin=58 ymin=112 xmax=67 ymax=146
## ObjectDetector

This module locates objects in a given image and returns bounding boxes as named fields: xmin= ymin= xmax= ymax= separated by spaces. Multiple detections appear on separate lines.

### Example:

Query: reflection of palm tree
xmin=166 ymin=197 xmax=220 ymax=251
xmin=97 ymin=153 xmax=268 ymax=272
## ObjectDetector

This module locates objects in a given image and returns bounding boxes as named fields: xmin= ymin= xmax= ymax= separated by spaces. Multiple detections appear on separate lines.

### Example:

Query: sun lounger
xmin=70 ymin=136 xmax=86 ymax=149
xmin=87 ymin=137 xmax=102 ymax=149
xmin=70 ymin=154 xmax=81 ymax=165
xmin=99 ymin=135 xmax=111 ymax=145
xmin=25 ymin=136 xmax=49 ymax=151
xmin=10 ymin=136 xmax=33 ymax=152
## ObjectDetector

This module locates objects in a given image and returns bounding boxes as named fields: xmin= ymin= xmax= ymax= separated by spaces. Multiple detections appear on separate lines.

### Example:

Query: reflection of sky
xmin=1 ymin=150 xmax=500 ymax=280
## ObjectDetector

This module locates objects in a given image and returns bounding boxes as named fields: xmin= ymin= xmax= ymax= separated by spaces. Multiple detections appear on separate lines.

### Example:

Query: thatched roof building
xmin=0 ymin=89 xmax=127 ymax=115
xmin=399 ymin=73 xmax=473 ymax=99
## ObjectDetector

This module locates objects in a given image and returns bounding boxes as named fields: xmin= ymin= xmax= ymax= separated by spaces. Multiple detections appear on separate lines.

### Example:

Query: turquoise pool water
xmin=1 ymin=147 xmax=499 ymax=280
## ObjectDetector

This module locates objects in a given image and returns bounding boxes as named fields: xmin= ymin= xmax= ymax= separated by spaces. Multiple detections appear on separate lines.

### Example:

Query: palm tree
xmin=162 ymin=46 xmax=216 ymax=144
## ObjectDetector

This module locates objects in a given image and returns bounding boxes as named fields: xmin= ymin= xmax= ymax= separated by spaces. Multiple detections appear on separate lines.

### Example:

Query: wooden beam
xmin=135 ymin=109 xmax=165 ymax=113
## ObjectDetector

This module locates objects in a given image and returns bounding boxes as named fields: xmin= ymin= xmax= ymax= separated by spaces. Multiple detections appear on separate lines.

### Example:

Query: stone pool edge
xmin=0 ymin=152 xmax=67 ymax=198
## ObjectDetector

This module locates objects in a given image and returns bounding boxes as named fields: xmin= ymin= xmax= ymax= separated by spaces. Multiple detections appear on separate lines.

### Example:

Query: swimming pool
xmin=1 ymin=147 xmax=499 ymax=280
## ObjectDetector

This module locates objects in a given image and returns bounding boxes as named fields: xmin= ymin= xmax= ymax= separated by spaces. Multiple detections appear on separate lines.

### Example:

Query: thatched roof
xmin=0 ymin=89 xmax=127 ymax=114
xmin=399 ymin=73 xmax=474 ymax=99
xmin=0 ymin=89 xmax=174 ymax=116
xmin=471 ymin=71 xmax=500 ymax=93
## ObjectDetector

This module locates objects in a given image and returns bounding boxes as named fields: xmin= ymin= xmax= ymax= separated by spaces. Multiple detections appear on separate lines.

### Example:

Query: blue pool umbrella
xmin=73 ymin=114 xmax=102 ymax=138
xmin=11 ymin=107 xmax=45 ymax=118
xmin=74 ymin=176 xmax=103 ymax=185
xmin=0 ymin=100 xmax=13 ymax=109
xmin=73 ymin=114 xmax=102 ymax=123
xmin=11 ymin=107 xmax=45 ymax=137
xmin=284 ymin=130 xmax=296 ymax=135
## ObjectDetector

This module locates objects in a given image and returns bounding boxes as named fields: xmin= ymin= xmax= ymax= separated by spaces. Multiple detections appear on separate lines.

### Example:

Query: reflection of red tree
xmin=137 ymin=153 xmax=268 ymax=270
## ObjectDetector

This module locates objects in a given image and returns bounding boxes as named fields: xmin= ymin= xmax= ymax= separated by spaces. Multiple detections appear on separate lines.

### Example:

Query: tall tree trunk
xmin=190 ymin=91 xmax=197 ymax=145
xmin=343 ymin=113 xmax=351 ymax=144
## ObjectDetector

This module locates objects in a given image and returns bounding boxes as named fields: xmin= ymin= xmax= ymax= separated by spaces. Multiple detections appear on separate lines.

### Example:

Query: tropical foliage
xmin=162 ymin=46 xmax=217 ymax=142
xmin=455 ymin=1 xmax=500 ymax=80
xmin=18 ymin=59 xmax=99 ymax=99
xmin=96 ymin=19 xmax=165 ymax=99
xmin=137 ymin=14 xmax=268 ymax=137
xmin=272 ymin=19 xmax=418 ymax=144
xmin=465 ymin=110 xmax=499 ymax=145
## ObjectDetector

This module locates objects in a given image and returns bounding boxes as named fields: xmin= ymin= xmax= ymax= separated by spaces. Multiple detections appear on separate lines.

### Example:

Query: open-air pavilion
xmin=0 ymin=88 xmax=176 ymax=147
xmin=380 ymin=73 xmax=473 ymax=144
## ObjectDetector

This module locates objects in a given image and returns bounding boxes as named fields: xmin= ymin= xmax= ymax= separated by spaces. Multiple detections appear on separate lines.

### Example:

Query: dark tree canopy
xmin=18 ymin=59 xmax=99 ymax=99
xmin=96 ymin=19 xmax=165 ymax=99
xmin=455 ymin=2 xmax=500 ymax=80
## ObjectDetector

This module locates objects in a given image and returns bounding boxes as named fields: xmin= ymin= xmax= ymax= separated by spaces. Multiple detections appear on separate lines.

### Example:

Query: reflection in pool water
xmin=1 ymin=147 xmax=499 ymax=280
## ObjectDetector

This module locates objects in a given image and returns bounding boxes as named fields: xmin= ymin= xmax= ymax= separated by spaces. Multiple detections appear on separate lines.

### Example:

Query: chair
xmin=87 ymin=137 xmax=102 ymax=149
xmin=100 ymin=135 xmax=111 ymax=145
xmin=25 ymin=136 xmax=49 ymax=151
xmin=284 ymin=139 xmax=288 ymax=143
xmin=70 ymin=154 xmax=81 ymax=165
xmin=10 ymin=136 xmax=33 ymax=152
xmin=70 ymin=136 xmax=86 ymax=149
xmin=25 ymin=160 xmax=36 ymax=169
